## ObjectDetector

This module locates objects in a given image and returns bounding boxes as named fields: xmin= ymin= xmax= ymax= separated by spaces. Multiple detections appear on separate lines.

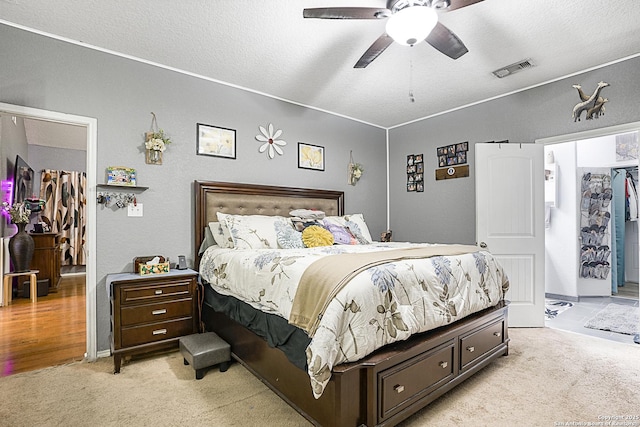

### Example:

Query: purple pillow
xmin=322 ymin=220 xmax=353 ymax=245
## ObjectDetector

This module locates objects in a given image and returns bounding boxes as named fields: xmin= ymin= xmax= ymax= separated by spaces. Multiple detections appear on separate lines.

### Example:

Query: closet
xmin=544 ymin=131 xmax=639 ymax=299
xmin=611 ymin=167 xmax=639 ymax=295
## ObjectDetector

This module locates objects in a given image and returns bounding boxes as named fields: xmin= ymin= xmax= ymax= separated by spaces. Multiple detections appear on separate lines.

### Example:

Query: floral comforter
xmin=199 ymin=242 xmax=510 ymax=398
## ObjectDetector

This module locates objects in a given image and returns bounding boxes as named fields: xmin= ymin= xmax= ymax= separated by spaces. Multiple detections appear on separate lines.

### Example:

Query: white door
xmin=476 ymin=143 xmax=545 ymax=327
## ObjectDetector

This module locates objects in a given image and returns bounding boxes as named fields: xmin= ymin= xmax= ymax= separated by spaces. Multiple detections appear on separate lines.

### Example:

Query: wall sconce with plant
xmin=348 ymin=151 xmax=364 ymax=185
xmin=144 ymin=112 xmax=172 ymax=165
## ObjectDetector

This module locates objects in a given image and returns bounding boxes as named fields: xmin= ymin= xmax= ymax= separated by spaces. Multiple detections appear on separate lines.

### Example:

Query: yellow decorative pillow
xmin=302 ymin=225 xmax=334 ymax=248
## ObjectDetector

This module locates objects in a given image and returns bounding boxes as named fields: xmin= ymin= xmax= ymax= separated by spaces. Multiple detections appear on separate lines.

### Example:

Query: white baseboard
xmin=96 ymin=349 xmax=111 ymax=359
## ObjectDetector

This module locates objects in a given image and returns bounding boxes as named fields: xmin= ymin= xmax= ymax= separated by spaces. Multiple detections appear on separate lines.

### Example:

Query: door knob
xmin=479 ymin=242 xmax=487 ymax=249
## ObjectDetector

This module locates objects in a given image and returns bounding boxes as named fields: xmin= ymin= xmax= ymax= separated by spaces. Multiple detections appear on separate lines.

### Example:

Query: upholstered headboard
xmin=194 ymin=181 xmax=344 ymax=268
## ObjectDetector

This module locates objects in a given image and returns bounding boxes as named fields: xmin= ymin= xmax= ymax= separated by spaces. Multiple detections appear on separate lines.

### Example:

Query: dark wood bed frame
xmin=194 ymin=180 xmax=510 ymax=427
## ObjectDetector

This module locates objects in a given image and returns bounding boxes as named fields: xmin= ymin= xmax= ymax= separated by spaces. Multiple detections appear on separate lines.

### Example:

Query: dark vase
xmin=8 ymin=223 xmax=35 ymax=273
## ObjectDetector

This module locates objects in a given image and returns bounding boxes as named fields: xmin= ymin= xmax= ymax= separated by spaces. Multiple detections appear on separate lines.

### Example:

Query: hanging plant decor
xmin=255 ymin=123 xmax=286 ymax=159
xmin=144 ymin=112 xmax=172 ymax=165
xmin=348 ymin=151 xmax=364 ymax=185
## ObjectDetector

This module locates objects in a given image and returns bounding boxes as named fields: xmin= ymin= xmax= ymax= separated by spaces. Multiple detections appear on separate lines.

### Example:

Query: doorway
xmin=0 ymin=102 xmax=97 ymax=362
xmin=537 ymin=123 xmax=640 ymax=346
xmin=545 ymin=139 xmax=639 ymax=300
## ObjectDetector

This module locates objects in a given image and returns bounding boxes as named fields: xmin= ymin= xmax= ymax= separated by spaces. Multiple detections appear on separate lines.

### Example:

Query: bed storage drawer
xmin=459 ymin=319 xmax=505 ymax=370
xmin=378 ymin=340 xmax=455 ymax=419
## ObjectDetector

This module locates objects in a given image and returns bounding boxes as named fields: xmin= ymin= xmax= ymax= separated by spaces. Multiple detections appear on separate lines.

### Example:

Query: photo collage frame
xmin=437 ymin=142 xmax=468 ymax=167
xmin=407 ymin=154 xmax=424 ymax=192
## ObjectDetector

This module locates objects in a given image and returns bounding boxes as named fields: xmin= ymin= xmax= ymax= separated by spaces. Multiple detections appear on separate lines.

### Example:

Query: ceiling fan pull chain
xmin=409 ymin=57 xmax=415 ymax=103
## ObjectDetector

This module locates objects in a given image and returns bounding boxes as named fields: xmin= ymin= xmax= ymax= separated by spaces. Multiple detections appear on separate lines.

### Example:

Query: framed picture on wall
xmin=197 ymin=123 xmax=236 ymax=159
xmin=106 ymin=166 xmax=136 ymax=186
xmin=298 ymin=142 xmax=325 ymax=171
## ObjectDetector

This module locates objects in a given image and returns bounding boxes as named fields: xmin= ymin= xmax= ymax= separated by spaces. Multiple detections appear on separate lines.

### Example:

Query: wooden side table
xmin=2 ymin=270 xmax=40 ymax=305
xmin=29 ymin=233 xmax=61 ymax=293
xmin=108 ymin=269 xmax=199 ymax=373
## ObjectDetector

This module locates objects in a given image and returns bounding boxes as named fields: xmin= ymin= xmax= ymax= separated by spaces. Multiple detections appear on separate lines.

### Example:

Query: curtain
xmin=39 ymin=170 xmax=87 ymax=266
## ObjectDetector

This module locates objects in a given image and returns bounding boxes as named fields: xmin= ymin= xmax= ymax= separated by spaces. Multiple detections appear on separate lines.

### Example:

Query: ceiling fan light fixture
xmin=385 ymin=6 xmax=438 ymax=46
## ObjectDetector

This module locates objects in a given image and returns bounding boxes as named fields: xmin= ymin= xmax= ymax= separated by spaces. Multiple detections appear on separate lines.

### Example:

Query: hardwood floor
xmin=0 ymin=274 xmax=86 ymax=376
xmin=617 ymin=281 xmax=639 ymax=299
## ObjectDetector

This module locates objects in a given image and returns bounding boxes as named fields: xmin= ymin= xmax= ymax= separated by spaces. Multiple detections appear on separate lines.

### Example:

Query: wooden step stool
xmin=2 ymin=270 xmax=39 ymax=305
xmin=179 ymin=332 xmax=231 ymax=380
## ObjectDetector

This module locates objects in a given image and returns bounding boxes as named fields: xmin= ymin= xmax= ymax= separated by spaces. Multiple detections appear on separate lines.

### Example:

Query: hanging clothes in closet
xmin=625 ymin=170 xmax=638 ymax=221
xmin=611 ymin=169 xmax=626 ymax=293
xmin=611 ymin=167 xmax=639 ymax=294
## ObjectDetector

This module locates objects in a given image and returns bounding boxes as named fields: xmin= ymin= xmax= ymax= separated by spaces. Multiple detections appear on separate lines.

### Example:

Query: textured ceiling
xmin=2 ymin=0 xmax=640 ymax=131
xmin=22 ymin=118 xmax=87 ymax=151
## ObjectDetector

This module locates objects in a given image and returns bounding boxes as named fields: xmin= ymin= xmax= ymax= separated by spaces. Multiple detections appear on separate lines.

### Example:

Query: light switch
xmin=128 ymin=203 xmax=143 ymax=217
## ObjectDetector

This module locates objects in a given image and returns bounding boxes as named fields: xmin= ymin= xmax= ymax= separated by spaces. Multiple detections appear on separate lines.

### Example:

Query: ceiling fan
xmin=303 ymin=0 xmax=484 ymax=68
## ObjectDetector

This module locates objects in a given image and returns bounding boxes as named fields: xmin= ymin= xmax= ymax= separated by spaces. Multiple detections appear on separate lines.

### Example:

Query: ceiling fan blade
xmin=303 ymin=7 xmax=389 ymax=19
xmin=425 ymin=22 xmax=468 ymax=60
xmin=447 ymin=0 xmax=484 ymax=12
xmin=354 ymin=33 xmax=394 ymax=68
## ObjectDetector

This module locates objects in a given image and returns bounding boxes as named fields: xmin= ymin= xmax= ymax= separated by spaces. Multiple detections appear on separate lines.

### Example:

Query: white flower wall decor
xmin=255 ymin=123 xmax=286 ymax=159
xmin=144 ymin=112 xmax=171 ymax=165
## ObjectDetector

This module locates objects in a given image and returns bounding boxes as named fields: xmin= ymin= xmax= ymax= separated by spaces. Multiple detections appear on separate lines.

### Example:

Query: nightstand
xmin=29 ymin=232 xmax=61 ymax=292
xmin=108 ymin=269 xmax=199 ymax=374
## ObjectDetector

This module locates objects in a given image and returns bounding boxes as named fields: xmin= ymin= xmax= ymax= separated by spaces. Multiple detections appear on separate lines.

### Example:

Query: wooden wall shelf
xmin=97 ymin=184 xmax=148 ymax=191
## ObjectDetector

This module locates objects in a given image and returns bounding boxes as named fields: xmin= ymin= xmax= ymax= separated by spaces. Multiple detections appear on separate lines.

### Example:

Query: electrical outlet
xmin=128 ymin=203 xmax=143 ymax=217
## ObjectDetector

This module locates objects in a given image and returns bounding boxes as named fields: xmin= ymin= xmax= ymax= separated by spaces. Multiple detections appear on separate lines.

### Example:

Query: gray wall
xmin=6 ymin=20 xmax=639 ymax=354
xmin=0 ymin=24 xmax=387 ymax=352
xmin=29 ymin=145 xmax=87 ymax=175
xmin=389 ymin=56 xmax=640 ymax=244
xmin=0 ymin=115 xmax=29 ymax=238
xmin=28 ymin=145 xmax=87 ymax=194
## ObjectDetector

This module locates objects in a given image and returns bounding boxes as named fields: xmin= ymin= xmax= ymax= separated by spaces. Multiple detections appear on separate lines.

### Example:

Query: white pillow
xmin=208 ymin=221 xmax=234 ymax=249
xmin=217 ymin=213 xmax=289 ymax=250
xmin=275 ymin=220 xmax=304 ymax=249
xmin=289 ymin=209 xmax=325 ymax=220
xmin=198 ymin=225 xmax=218 ymax=255
xmin=323 ymin=214 xmax=373 ymax=244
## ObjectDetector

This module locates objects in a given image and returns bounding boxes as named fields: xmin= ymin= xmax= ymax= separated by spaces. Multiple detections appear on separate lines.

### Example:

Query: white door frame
xmin=0 ymin=102 xmax=97 ymax=361
xmin=535 ymin=122 xmax=640 ymax=146
xmin=536 ymin=121 xmax=640 ymax=302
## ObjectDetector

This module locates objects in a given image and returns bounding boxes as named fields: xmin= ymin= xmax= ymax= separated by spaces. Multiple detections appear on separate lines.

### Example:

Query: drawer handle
xmin=152 ymin=329 xmax=167 ymax=335
xmin=439 ymin=361 xmax=448 ymax=369
xmin=152 ymin=309 xmax=167 ymax=315
xmin=155 ymin=290 xmax=163 ymax=295
xmin=394 ymin=385 xmax=405 ymax=394
xmin=466 ymin=346 xmax=475 ymax=353
xmin=493 ymin=332 xmax=501 ymax=337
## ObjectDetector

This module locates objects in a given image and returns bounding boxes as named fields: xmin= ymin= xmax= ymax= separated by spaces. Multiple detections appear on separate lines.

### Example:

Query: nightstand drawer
xmin=120 ymin=280 xmax=192 ymax=304
xmin=120 ymin=298 xmax=193 ymax=326
xmin=121 ymin=317 xmax=194 ymax=347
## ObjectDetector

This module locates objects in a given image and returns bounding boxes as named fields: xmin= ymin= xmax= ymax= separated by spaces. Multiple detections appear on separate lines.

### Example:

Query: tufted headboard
xmin=194 ymin=181 xmax=344 ymax=269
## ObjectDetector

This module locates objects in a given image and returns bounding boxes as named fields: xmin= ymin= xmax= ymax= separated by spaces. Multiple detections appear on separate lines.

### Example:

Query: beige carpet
xmin=0 ymin=328 xmax=638 ymax=427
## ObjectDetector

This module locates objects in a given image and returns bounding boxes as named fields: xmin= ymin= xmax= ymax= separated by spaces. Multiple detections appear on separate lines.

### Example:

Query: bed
xmin=194 ymin=180 xmax=510 ymax=427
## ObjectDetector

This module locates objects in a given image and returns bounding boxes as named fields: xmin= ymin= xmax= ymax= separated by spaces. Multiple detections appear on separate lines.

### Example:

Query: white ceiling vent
xmin=491 ymin=58 xmax=535 ymax=78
